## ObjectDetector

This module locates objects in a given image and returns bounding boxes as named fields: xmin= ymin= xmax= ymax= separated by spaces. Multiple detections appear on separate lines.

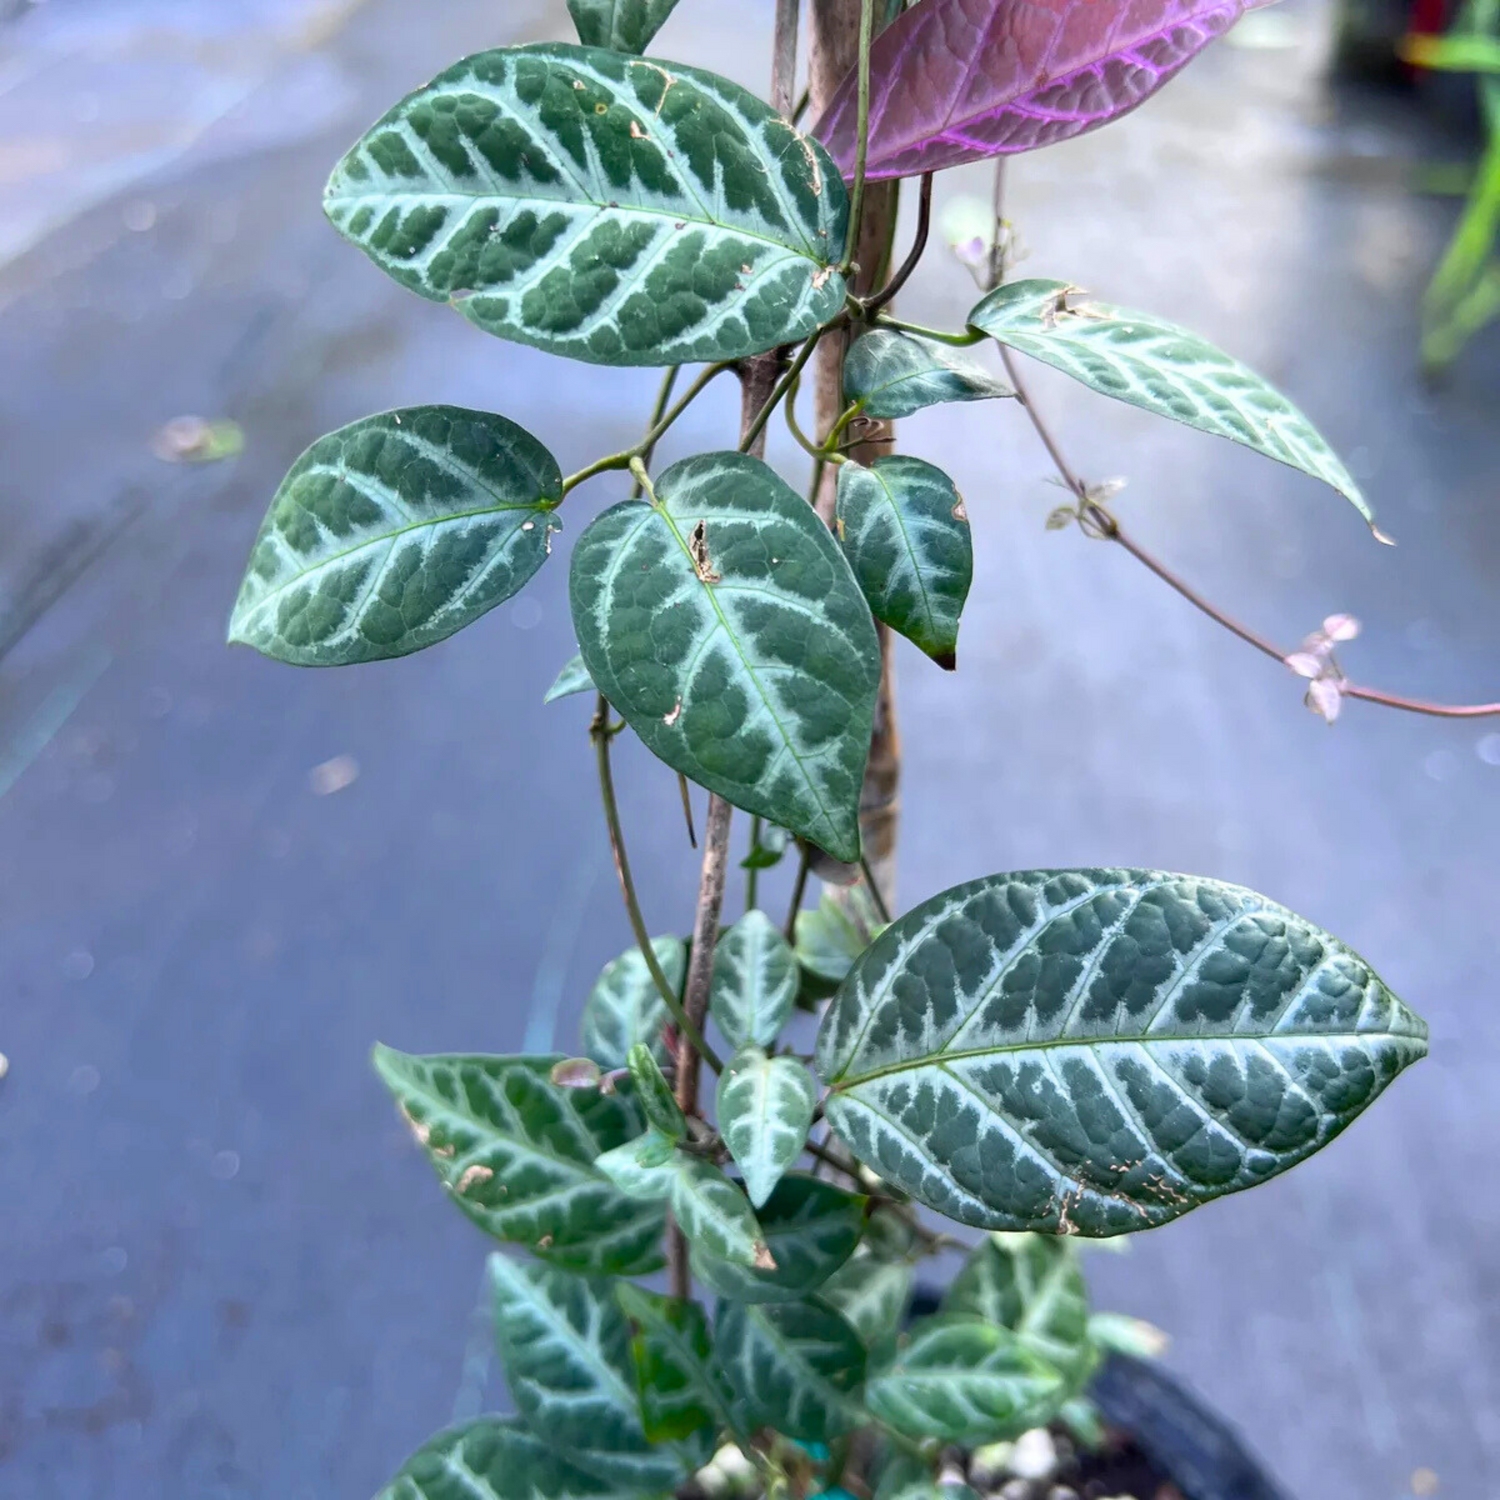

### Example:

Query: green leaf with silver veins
xmin=566 ymin=0 xmax=682 ymax=52
xmin=711 ymin=910 xmax=800 ymax=1051
xmin=816 ymin=869 xmax=1427 ymax=1236
xmin=943 ymin=1234 xmax=1095 ymax=1391
xmin=628 ymin=1041 xmax=688 ymax=1139
xmin=715 ymin=1296 xmax=867 ymax=1443
xmin=545 ymin=652 xmax=596 ymax=704
xmin=594 ymin=1127 xmax=678 ymax=1201
xmin=581 ymin=937 xmax=686 ymax=1070
xmin=616 ymin=1286 xmax=735 ymax=1445
xmin=844 ymin=329 xmax=1012 ymax=420
xmin=691 ymin=1173 xmax=867 ymax=1304
xmin=570 ymin=453 xmax=881 ymax=862
xmin=670 ymin=1155 xmax=774 ymax=1269
xmin=488 ymin=1256 xmax=703 ymax=1489
xmin=326 ymin=46 xmax=848 ymax=367
xmin=373 ymin=1046 xmax=664 ymax=1273
xmin=836 ymin=457 xmax=973 ymax=670
xmin=377 ymin=1417 xmax=630 ymax=1500
xmin=968 ymin=281 xmax=1376 ymax=528
xmin=229 ymin=407 xmax=560 ymax=667
xmin=864 ymin=1315 xmax=1066 ymax=1445
xmin=821 ymin=1245 xmax=914 ymax=1350
xmin=717 ymin=1047 xmax=819 ymax=1208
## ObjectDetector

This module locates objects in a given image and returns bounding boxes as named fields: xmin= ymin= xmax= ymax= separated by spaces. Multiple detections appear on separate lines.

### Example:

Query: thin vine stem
xmin=561 ymin=361 xmax=733 ymax=495
xmin=784 ymin=844 xmax=812 ymax=943
xmin=873 ymin=313 xmax=984 ymax=347
xmin=630 ymin=365 xmax=681 ymax=499
xmin=745 ymin=814 xmax=763 ymax=913
xmin=739 ymin=330 xmax=828 ymax=454
xmin=590 ymin=696 xmax=723 ymax=1073
xmin=841 ymin=0 xmax=878 ymax=276
xmin=987 ymin=161 xmax=1500 ymax=721
xmin=863 ymin=173 xmax=934 ymax=317
xmin=858 ymin=852 xmax=891 ymax=924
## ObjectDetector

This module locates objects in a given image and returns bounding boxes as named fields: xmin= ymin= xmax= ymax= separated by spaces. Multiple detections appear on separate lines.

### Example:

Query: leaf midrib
xmin=829 ymin=1026 xmax=1414 ymax=1091
xmin=239 ymin=498 xmax=550 ymax=618
xmin=655 ymin=499 xmax=843 ymax=847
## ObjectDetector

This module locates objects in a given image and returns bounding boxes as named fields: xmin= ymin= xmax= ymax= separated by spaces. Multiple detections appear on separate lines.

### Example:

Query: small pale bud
xmin=1045 ymin=506 xmax=1076 ymax=531
xmin=1285 ymin=652 xmax=1324 ymax=680
xmin=1306 ymin=677 xmax=1344 ymax=723
xmin=1322 ymin=612 xmax=1360 ymax=642
xmin=550 ymin=1057 xmax=602 ymax=1089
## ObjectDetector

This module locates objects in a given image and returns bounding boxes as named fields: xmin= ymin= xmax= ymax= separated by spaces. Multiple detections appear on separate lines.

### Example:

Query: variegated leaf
xmin=691 ymin=1173 xmax=867 ymax=1304
xmin=943 ymin=1234 xmax=1095 ymax=1390
xmin=377 ymin=1417 xmax=629 ymax=1500
xmin=671 ymin=1156 xmax=773 ymax=1269
xmin=326 ymin=46 xmax=848 ymax=367
xmin=616 ymin=1286 xmax=733 ymax=1445
xmin=229 ymin=407 xmax=560 ymax=666
xmin=717 ymin=1047 xmax=820 ymax=1207
xmin=968 ymin=281 xmax=1374 ymax=525
xmin=628 ymin=1041 xmax=688 ymax=1139
xmin=844 ymin=330 xmax=1012 ymax=420
xmin=488 ymin=1256 xmax=700 ymax=1489
xmin=546 ymin=652 xmax=596 ymax=704
xmin=821 ymin=1248 xmax=914 ymax=1349
xmin=581 ymin=937 xmax=686 ymax=1070
xmin=715 ymin=1297 xmax=866 ymax=1442
xmin=710 ymin=910 xmax=800 ymax=1051
xmin=373 ymin=1046 xmax=664 ymax=1272
xmin=836 ymin=457 xmax=973 ymax=670
xmin=566 ymin=0 xmax=681 ymax=52
xmin=816 ymin=870 xmax=1427 ymax=1236
xmin=864 ymin=1315 xmax=1066 ymax=1444
xmin=570 ymin=453 xmax=881 ymax=862
xmin=594 ymin=1128 xmax=678 ymax=1201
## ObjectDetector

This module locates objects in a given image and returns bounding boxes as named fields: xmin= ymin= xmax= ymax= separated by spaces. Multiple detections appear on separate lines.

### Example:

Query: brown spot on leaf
xmin=752 ymin=1241 xmax=777 ymax=1271
xmin=664 ymin=699 xmax=682 ymax=727
xmin=689 ymin=520 xmax=720 ymax=584
xmin=456 ymin=1164 xmax=494 ymax=1195
xmin=951 ymin=497 xmax=968 ymax=523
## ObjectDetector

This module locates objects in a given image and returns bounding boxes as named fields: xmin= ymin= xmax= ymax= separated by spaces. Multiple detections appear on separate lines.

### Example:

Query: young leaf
xmin=229 ymin=408 xmax=560 ymax=667
xmin=670 ymin=1156 xmax=774 ymax=1269
xmin=546 ymin=652 xmax=596 ymax=704
xmin=570 ymin=453 xmax=881 ymax=862
xmin=715 ymin=1297 xmax=867 ymax=1442
xmin=844 ymin=330 xmax=1012 ymax=420
xmin=488 ymin=1256 xmax=694 ymax=1489
xmin=717 ymin=1047 xmax=820 ymax=1208
xmin=373 ymin=1046 xmax=664 ymax=1273
xmin=376 ymin=1416 xmax=625 ymax=1500
xmin=690 ymin=1173 xmax=867 ymax=1304
xmin=741 ymin=823 xmax=789 ymax=871
xmin=968 ymin=281 xmax=1373 ymax=525
xmin=814 ymin=0 xmax=1266 ymax=180
xmin=594 ymin=1128 xmax=678 ymax=1201
xmin=795 ymin=889 xmax=879 ymax=991
xmin=943 ymin=1234 xmax=1094 ymax=1390
xmin=863 ymin=1315 xmax=1066 ymax=1445
xmin=836 ymin=457 xmax=973 ymax=670
xmin=581 ymin=937 xmax=687 ymax=1070
xmin=566 ymin=0 xmax=681 ymax=52
xmin=628 ymin=1041 xmax=688 ymax=1139
xmin=616 ymin=1286 xmax=733 ymax=1445
xmin=816 ymin=870 xmax=1428 ymax=1236
xmin=711 ymin=910 xmax=800 ymax=1050
xmin=821 ymin=1248 xmax=914 ymax=1350
xmin=327 ymin=46 xmax=848 ymax=367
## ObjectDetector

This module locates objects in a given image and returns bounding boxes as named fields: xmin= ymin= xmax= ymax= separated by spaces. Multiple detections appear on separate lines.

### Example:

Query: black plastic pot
xmin=1088 ymin=1352 xmax=1291 ymax=1500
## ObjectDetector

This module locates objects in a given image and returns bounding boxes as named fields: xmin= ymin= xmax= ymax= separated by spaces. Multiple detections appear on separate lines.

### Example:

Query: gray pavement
xmin=0 ymin=2 xmax=1496 ymax=1497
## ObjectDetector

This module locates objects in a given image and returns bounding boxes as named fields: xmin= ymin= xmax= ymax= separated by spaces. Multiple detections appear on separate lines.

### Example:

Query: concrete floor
xmin=0 ymin=2 xmax=1496 ymax=1497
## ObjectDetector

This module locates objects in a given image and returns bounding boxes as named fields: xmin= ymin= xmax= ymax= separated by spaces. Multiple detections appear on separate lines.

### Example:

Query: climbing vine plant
xmin=228 ymin=2 xmax=1465 ymax=1496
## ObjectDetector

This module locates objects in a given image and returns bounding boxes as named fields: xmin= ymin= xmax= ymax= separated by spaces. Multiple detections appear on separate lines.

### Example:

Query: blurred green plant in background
xmin=1403 ymin=0 xmax=1500 ymax=370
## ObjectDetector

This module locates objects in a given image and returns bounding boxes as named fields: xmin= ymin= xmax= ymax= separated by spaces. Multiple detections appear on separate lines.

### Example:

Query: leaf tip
xmin=931 ymin=649 xmax=958 ymax=672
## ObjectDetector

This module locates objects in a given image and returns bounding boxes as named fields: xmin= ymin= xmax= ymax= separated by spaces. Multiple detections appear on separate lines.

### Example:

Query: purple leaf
xmin=815 ymin=0 xmax=1267 ymax=180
